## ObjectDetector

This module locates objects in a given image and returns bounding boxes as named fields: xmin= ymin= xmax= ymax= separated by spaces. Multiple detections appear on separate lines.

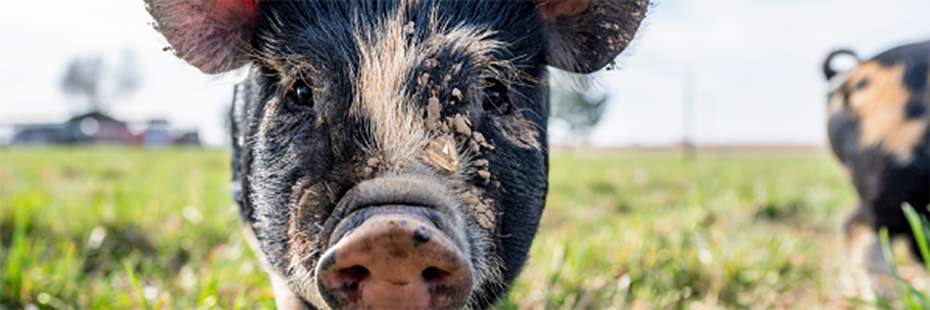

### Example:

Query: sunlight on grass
xmin=1 ymin=148 xmax=869 ymax=308
xmin=500 ymin=152 xmax=858 ymax=309
xmin=1 ymin=148 xmax=274 ymax=309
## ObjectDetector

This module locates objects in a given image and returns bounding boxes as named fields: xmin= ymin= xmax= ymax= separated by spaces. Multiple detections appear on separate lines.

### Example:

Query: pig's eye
xmin=294 ymin=84 xmax=314 ymax=107
xmin=482 ymin=80 xmax=511 ymax=115
xmin=285 ymin=79 xmax=315 ymax=112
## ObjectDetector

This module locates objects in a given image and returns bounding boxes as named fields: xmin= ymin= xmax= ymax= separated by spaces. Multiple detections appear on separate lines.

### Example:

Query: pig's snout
xmin=317 ymin=212 xmax=473 ymax=309
xmin=315 ymin=177 xmax=474 ymax=309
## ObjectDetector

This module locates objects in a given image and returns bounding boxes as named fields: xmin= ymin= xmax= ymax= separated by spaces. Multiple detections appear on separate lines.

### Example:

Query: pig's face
xmin=239 ymin=3 xmax=552 ymax=307
xmin=147 ymin=1 xmax=646 ymax=308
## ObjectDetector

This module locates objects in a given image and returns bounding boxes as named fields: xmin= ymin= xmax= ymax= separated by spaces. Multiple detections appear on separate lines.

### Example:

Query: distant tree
xmin=550 ymin=81 xmax=609 ymax=145
xmin=60 ymin=50 xmax=140 ymax=114
xmin=61 ymin=55 xmax=104 ymax=112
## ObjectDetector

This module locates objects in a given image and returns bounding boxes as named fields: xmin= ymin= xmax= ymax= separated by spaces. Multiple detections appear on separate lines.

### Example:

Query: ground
xmin=0 ymin=147 xmax=901 ymax=309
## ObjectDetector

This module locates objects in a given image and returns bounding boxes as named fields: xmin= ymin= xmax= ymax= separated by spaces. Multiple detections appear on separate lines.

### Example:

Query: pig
xmin=822 ymin=41 xmax=929 ymax=273
xmin=145 ymin=0 xmax=647 ymax=308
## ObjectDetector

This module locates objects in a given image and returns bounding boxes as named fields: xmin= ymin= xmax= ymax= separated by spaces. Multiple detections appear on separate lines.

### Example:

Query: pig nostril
xmin=421 ymin=266 xmax=450 ymax=282
xmin=413 ymin=227 xmax=431 ymax=246
xmin=340 ymin=265 xmax=370 ymax=289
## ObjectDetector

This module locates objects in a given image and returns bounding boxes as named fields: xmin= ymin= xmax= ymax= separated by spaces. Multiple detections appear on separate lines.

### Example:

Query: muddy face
xmin=147 ymin=0 xmax=647 ymax=308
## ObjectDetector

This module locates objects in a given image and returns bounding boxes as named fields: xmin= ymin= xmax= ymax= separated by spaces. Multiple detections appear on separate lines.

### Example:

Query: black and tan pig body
xmin=824 ymin=41 xmax=929 ymax=259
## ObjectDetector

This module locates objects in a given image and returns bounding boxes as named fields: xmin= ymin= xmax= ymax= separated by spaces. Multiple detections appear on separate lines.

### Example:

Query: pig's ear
xmin=538 ymin=0 xmax=648 ymax=73
xmin=145 ymin=0 xmax=260 ymax=74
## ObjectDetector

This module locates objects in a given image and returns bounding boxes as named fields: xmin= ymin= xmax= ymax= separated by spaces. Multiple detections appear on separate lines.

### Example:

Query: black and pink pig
xmin=145 ymin=1 xmax=647 ymax=308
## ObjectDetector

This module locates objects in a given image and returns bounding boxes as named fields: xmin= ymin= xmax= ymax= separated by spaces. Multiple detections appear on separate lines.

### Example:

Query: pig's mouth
xmin=313 ymin=177 xmax=475 ymax=309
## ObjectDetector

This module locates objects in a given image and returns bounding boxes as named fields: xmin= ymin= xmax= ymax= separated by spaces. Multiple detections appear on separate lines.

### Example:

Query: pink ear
xmin=538 ymin=0 xmax=590 ymax=21
xmin=538 ymin=0 xmax=648 ymax=73
xmin=215 ymin=0 xmax=260 ymax=18
xmin=145 ymin=0 xmax=260 ymax=74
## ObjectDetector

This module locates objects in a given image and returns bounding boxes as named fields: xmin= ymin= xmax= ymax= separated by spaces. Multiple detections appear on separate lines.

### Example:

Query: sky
xmin=0 ymin=0 xmax=928 ymax=147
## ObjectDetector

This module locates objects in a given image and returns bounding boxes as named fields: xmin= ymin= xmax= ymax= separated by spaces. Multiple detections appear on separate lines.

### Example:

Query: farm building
xmin=11 ymin=111 xmax=199 ymax=146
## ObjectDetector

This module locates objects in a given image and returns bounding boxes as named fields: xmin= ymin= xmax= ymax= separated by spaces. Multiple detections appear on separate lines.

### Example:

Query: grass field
xmin=0 ymin=147 xmax=877 ymax=308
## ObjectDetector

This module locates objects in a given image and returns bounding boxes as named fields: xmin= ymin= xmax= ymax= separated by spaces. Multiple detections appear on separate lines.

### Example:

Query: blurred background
xmin=2 ymin=0 xmax=927 ymax=148
xmin=1 ymin=0 xmax=929 ymax=309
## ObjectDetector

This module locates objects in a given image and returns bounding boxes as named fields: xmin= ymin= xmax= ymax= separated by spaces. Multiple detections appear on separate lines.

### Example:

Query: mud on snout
xmin=313 ymin=177 xmax=475 ymax=309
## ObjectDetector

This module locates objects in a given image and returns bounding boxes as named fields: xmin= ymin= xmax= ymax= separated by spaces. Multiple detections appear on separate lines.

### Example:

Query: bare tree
xmin=61 ymin=55 xmax=104 ymax=112
xmin=60 ymin=50 xmax=141 ymax=114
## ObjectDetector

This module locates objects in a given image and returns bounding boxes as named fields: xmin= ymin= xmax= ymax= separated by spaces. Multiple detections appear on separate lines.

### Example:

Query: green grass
xmin=1 ymin=147 xmax=273 ymax=309
xmin=500 ymin=151 xmax=860 ymax=309
xmin=1 ymin=147 xmax=866 ymax=308
xmin=850 ymin=204 xmax=930 ymax=310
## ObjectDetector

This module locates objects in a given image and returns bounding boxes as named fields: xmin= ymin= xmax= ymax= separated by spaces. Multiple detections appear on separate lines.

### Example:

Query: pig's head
xmin=146 ymin=1 xmax=646 ymax=308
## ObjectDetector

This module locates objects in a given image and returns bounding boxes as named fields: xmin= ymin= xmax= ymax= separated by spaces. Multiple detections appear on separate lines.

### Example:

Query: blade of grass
xmin=123 ymin=259 xmax=151 ymax=310
xmin=878 ymin=226 xmax=930 ymax=309
xmin=5 ymin=197 xmax=31 ymax=303
xmin=879 ymin=228 xmax=898 ymax=276
xmin=902 ymin=203 xmax=930 ymax=271
xmin=901 ymin=202 xmax=930 ymax=307
xmin=152 ymin=293 xmax=169 ymax=310
xmin=849 ymin=296 xmax=893 ymax=310
xmin=233 ymin=288 xmax=246 ymax=310
xmin=878 ymin=227 xmax=919 ymax=308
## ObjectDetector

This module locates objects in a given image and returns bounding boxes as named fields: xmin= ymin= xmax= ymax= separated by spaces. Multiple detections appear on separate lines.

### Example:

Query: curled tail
xmin=823 ymin=49 xmax=861 ymax=80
